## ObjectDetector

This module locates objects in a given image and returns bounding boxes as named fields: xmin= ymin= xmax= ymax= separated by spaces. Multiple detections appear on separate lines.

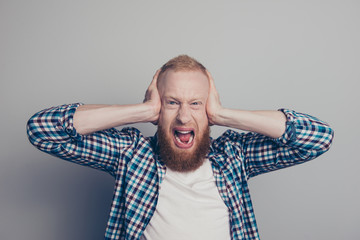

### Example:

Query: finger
xmin=150 ymin=69 xmax=161 ymax=86
xmin=143 ymin=90 xmax=149 ymax=102
xmin=144 ymin=69 xmax=161 ymax=103
xmin=206 ymin=70 xmax=216 ymax=89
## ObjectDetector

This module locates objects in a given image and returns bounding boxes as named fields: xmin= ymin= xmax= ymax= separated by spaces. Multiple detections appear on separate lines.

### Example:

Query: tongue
xmin=178 ymin=132 xmax=192 ymax=143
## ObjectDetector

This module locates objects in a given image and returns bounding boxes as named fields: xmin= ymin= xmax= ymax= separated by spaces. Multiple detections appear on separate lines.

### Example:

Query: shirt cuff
xmin=58 ymin=103 xmax=84 ymax=141
xmin=274 ymin=108 xmax=298 ymax=145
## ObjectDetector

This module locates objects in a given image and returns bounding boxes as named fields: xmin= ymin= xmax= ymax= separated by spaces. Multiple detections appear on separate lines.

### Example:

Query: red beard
xmin=157 ymin=125 xmax=211 ymax=172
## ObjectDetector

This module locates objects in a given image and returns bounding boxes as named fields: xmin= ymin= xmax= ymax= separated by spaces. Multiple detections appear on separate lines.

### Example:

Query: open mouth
xmin=173 ymin=129 xmax=195 ymax=148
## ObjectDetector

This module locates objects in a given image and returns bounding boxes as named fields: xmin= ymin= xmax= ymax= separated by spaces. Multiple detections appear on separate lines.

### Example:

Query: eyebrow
xmin=163 ymin=96 xmax=204 ymax=103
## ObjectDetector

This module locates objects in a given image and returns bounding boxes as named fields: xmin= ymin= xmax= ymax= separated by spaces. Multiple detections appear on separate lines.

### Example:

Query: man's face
xmin=157 ymin=70 xmax=210 ymax=172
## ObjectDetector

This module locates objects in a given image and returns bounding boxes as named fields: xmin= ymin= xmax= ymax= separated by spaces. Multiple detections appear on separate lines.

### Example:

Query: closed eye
xmin=168 ymin=100 xmax=179 ymax=105
xmin=191 ymin=102 xmax=201 ymax=106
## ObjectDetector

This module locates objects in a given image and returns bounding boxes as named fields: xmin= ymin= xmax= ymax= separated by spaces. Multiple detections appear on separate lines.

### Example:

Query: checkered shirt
xmin=27 ymin=103 xmax=334 ymax=240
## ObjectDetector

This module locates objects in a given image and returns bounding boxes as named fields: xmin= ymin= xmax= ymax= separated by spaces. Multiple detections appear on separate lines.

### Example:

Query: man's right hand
xmin=143 ymin=69 xmax=161 ymax=125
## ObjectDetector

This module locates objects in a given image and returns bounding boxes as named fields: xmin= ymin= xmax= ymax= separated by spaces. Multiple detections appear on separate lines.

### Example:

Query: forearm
xmin=205 ymin=71 xmax=286 ymax=138
xmin=74 ymin=70 xmax=161 ymax=135
xmin=212 ymin=108 xmax=287 ymax=138
xmin=73 ymin=102 xmax=158 ymax=135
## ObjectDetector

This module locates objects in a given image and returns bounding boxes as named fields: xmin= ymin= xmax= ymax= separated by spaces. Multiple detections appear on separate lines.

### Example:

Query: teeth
xmin=188 ymin=134 xmax=193 ymax=144
xmin=174 ymin=132 xmax=194 ymax=144
xmin=176 ymin=130 xmax=191 ymax=134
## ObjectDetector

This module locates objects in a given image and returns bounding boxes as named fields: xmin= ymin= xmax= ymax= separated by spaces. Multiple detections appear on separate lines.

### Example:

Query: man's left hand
xmin=206 ymin=70 xmax=224 ymax=126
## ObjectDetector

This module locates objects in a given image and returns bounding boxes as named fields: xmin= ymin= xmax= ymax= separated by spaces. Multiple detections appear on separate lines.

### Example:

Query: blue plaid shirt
xmin=27 ymin=103 xmax=333 ymax=240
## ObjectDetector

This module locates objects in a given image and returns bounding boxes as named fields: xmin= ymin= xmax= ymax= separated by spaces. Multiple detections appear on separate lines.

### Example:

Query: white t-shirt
xmin=141 ymin=159 xmax=231 ymax=240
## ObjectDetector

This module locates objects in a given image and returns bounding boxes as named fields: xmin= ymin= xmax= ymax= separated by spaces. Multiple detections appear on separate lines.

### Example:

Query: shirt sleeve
xmin=216 ymin=109 xmax=334 ymax=179
xmin=26 ymin=103 xmax=137 ymax=176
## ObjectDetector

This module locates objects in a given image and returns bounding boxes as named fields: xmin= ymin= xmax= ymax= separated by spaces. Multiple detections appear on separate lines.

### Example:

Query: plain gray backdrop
xmin=1 ymin=0 xmax=359 ymax=239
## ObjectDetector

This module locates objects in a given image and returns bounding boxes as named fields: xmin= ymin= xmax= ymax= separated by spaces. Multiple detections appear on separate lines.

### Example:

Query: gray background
xmin=1 ymin=0 xmax=359 ymax=239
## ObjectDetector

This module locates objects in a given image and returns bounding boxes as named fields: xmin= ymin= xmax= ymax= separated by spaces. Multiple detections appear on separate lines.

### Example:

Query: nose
xmin=176 ymin=104 xmax=191 ymax=124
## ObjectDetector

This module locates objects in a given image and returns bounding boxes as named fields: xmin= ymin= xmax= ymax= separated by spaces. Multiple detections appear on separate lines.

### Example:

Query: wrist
xmin=208 ymin=106 xmax=226 ymax=126
xmin=142 ymin=101 xmax=160 ymax=124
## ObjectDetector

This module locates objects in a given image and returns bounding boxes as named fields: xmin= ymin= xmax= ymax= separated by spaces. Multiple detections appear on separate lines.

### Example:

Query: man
xmin=27 ymin=55 xmax=334 ymax=240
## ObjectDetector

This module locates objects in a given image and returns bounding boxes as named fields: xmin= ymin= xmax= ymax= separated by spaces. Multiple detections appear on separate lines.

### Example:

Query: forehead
xmin=158 ymin=70 xmax=209 ymax=99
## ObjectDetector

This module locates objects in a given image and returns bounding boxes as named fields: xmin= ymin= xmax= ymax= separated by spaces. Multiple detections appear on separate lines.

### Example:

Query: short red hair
xmin=159 ymin=55 xmax=207 ymax=77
